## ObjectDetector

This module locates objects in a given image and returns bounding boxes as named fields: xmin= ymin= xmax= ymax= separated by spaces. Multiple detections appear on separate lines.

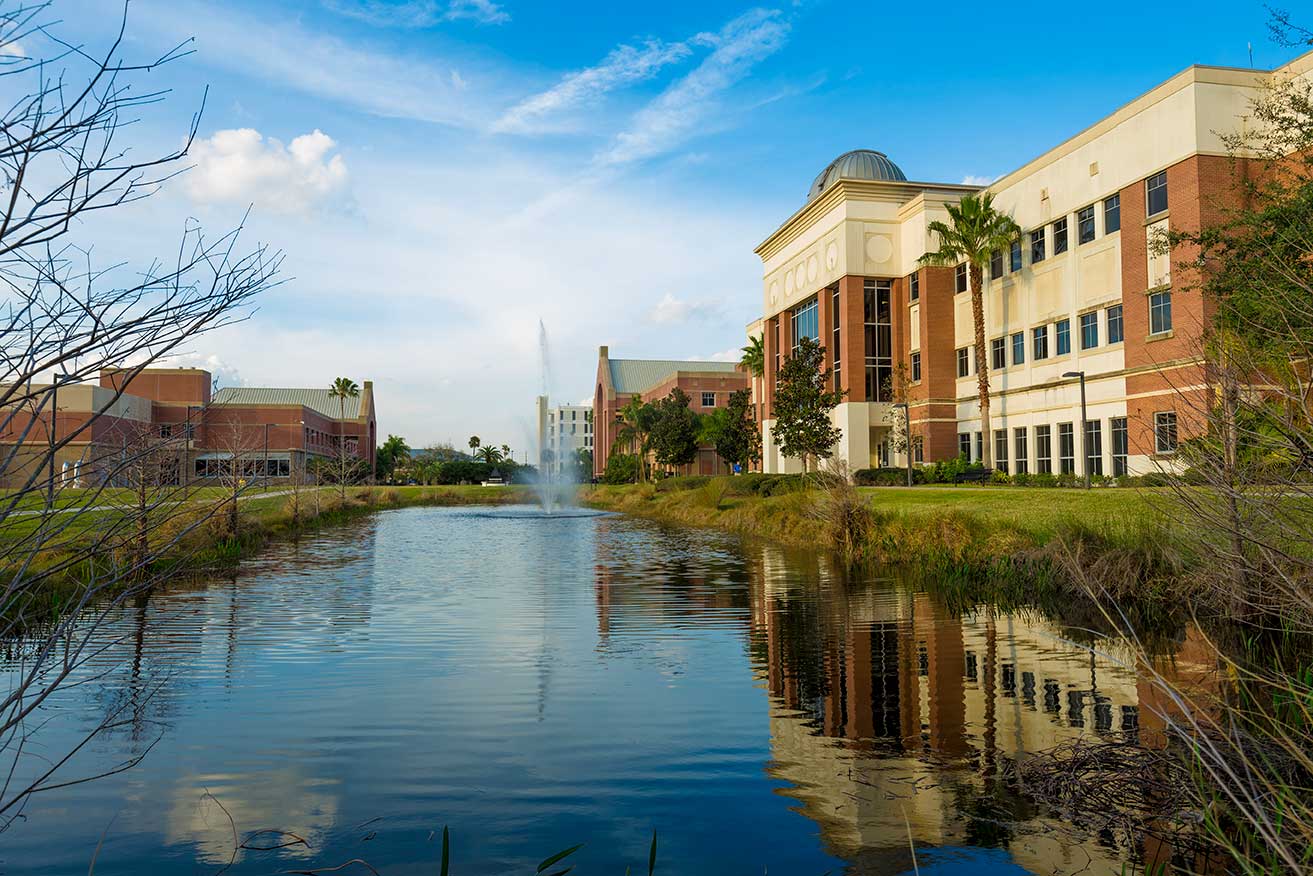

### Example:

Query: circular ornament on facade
xmin=784 ymin=271 xmax=794 ymax=294
xmin=806 ymin=255 xmax=818 ymax=282
xmin=795 ymin=264 xmax=806 ymax=289
xmin=866 ymin=234 xmax=894 ymax=264
xmin=769 ymin=281 xmax=779 ymax=303
xmin=825 ymin=242 xmax=838 ymax=271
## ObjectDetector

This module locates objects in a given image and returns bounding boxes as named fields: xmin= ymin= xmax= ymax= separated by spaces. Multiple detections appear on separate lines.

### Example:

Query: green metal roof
xmin=212 ymin=387 xmax=363 ymax=419
xmin=607 ymin=359 xmax=740 ymax=395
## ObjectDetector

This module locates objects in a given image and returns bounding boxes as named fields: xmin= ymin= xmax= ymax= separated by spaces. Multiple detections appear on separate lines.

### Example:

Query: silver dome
xmin=806 ymin=149 xmax=907 ymax=201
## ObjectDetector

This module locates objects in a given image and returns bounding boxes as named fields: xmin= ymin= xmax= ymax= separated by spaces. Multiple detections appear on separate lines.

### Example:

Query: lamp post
xmin=263 ymin=422 xmax=270 ymax=490
xmin=892 ymin=402 xmax=912 ymax=487
xmin=1063 ymin=370 xmax=1090 ymax=489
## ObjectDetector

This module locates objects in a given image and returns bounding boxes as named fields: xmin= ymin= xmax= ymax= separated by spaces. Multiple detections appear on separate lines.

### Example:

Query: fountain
xmin=531 ymin=320 xmax=581 ymax=515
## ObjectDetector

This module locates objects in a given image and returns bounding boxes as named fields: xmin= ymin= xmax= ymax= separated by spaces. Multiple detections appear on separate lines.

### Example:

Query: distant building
xmin=752 ymin=49 xmax=1313 ymax=474
xmin=535 ymin=396 xmax=592 ymax=478
xmin=592 ymin=346 xmax=748 ymax=478
xmin=0 ymin=367 xmax=377 ymax=487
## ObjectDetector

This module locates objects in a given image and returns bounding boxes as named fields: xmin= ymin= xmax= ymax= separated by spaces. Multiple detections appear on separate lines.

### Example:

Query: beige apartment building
xmin=751 ymin=49 xmax=1313 ymax=475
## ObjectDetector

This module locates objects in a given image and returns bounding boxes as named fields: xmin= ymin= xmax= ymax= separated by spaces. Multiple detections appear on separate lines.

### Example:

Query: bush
xmin=725 ymin=472 xmax=806 ymax=497
xmin=601 ymin=453 xmax=640 ymax=485
xmin=990 ymin=470 xmax=1012 ymax=485
xmin=1056 ymin=471 xmax=1080 ymax=488
xmin=1032 ymin=471 xmax=1057 ymax=488
xmin=1012 ymin=471 xmax=1032 ymax=487
xmin=654 ymin=475 xmax=709 ymax=493
xmin=853 ymin=467 xmax=922 ymax=486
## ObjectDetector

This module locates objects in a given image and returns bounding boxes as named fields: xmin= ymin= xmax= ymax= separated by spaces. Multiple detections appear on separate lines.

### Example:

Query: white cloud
xmin=156 ymin=352 xmax=244 ymax=389
xmin=185 ymin=129 xmax=349 ymax=214
xmin=577 ymin=396 xmax=593 ymax=407
xmin=493 ymin=39 xmax=692 ymax=134
xmin=598 ymin=8 xmax=789 ymax=166
xmin=961 ymin=174 xmax=998 ymax=186
xmin=702 ymin=347 xmax=741 ymax=363
xmin=324 ymin=0 xmax=509 ymax=27
xmin=646 ymin=293 xmax=715 ymax=325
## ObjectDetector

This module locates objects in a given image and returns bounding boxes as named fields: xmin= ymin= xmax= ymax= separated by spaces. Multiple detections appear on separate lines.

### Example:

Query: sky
xmin=34 ymin=0 xmax=1310 ymax=450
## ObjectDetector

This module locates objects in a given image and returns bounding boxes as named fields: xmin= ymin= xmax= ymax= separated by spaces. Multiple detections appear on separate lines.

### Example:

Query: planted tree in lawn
xmin=649 ymin=388 xmax=700 ymax=475
xmin=772 ymin=337 xmax=844 ymax=473
xmin=0 ymin=2 xmax=279 ymax=826
xmin=919 ymin=193 xmax=1021 ymax=468
xmin=714 ymin=388 xmax=762 ymax=473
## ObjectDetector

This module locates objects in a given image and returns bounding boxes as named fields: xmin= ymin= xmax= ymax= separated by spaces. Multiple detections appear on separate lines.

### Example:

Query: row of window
xmin=194 ymin=458 xmax=292 ymax=479
xmin=956 ymin=412 xmax=1178 ymax=475
xmin=949 ymin=170 xmax=1168 ymax=294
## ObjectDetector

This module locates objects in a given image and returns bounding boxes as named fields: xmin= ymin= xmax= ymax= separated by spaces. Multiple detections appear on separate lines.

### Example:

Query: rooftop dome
xmin=806 ymin=149 xmax=907 ymax=201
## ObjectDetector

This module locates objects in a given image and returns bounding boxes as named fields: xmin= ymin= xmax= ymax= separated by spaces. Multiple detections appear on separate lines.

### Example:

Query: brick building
xmin=749 ymin=49 xmax=1313 ymax=475
xmin=0 ymin=367 xmax=377 ymax=487
xmin=592 ymin=346 xmax=747 ymax=478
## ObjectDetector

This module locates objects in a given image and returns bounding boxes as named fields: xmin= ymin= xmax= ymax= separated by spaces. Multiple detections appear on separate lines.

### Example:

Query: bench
xmin=953 ymin=467 xmax=994 ymax=484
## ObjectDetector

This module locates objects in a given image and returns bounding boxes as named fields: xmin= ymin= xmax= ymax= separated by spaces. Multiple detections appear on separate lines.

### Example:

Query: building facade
xmin=0 ymin=367 xmax=377 ymax=487
xmin=753 ymin=51 xmax=1313 ymax=475
xmin=535 ymin=396 xmax=592 ymax=478
xmin=592 ymin=346 xmax=748 ymax=478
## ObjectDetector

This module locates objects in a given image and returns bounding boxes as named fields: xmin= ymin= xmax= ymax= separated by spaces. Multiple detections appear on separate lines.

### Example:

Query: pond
xmin=2 ymin=505 xmax=1208 ymax=875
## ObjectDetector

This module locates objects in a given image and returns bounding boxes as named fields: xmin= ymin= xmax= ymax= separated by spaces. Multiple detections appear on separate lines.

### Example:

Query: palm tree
xmin=379 ymin=434 xmax=408 ymax=482
xmin=919 ymin=192 xmax=1021 ymax=468
xmin=476 ymin=445 xmax=503 ymax=466
xmin=468 ymin=436 xmax=480 ymax=459
xmin=740 ymin=335 xmax=765 ymax=378
xmin=612 ymin=397 xmax=652 ymax=483
xmin=328 ymin=377 xmax=361 ymax=498
xmin=500 ymin=443 xmax=511 ymax=462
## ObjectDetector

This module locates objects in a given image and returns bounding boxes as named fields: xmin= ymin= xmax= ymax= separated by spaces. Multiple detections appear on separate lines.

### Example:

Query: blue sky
xmin=47 ymin=0 xmax=1307 ymax=449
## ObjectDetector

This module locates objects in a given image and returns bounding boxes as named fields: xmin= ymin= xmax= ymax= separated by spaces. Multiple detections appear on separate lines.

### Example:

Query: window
xmin=1111 ymin=417 xmax=1128 ymax=476
xmin=1104 ymin=194 xmax=1121 ymax=233
xmin=1036 ymin=425 xmax=1052 ymax=474
xmin=832 ymin=287 xmax=841 ymax=391
xmin=994 ymin=429 xmax=1009 ymax=474
xmin=1053 ymin=217 xmax=1069 ymax=254
xmin=791 ymin=297 xmax=819 ymax=352
xmin=991 ymin=337 xmax=1006 ymax=371
xmin=1077 ymin=205 xmax=1096 ymax=244
xmin=913 ymin=437 xmax=924 ymax=463
xmin=1155 ymin=411 xmax=1178 ymax=454
xmin=909 ymin=270 xmax=920 ymax=301
xmin=1014 ymin=427 xmax=1029 ymax=474
xmin=955 ymin=263 xmax=967 ymax=293
xmin=1009 ymin=240 xmax=1023 ymax=272
xmin=990 ymin=249 xmax=1003 ymax=280
xmin=701 ymin=392 xmax=715 ymax=407
xmin=911 ymin=350 xmax=921 ymax=382
xmin=1056 ymin=319 xmax=1071 ymax=355
xmin=773 ymin=317 xmax=780 ymax=382
xmin=864 ymin=279 xmax=893 ymax=401
xmin=1146 ymin=170 xmax=1168 ymax=216
xmin=1085 ymin=420 xmax=1104 ymax=476
xmin=158 ymin=423 xmax=173 ymax=438
xmin=975 ymin=431 xmax=983 ymax=463
xmin=957 ymin=346 xmax=971 ymax=377
xmin=1058 ymin=422 xmax=1075 ymax=474
xmin=1150 ymin=290 xmax=1173 ymax=334
xmin=1030 ymin=229 xmax=1046 ymax=264
xmin=1107 ymin=304 xmax=1123 ymax=344
xmin=1080 ymin=312 xmax=1099 ymax=350
xmin=1033 ymin=325 xmax=1049 ymax=360
xmin=1011 ymin=332 xmax=1025 ymax=366
xmin=958 ymin=432 xmax=971 ymax=459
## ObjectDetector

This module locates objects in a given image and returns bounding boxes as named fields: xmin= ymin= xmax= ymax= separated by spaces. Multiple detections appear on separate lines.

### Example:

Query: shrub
xmin=1032 ymin=472 xmax=1057 ymax=488
xmin=654 ymin=475 xmax=709 ymax=493
xmin=990 ymin=470 xmax=1011 ymax=485
xmin=1012 ymin=471 xmax=1032 ymax=487
xmin=601 ymin=453 xmax=640 ymax=485
xmin=853 ymin=467 xmax=922 ymax=486
xmin=1056 ymin=471 xmax=1080 ymax=488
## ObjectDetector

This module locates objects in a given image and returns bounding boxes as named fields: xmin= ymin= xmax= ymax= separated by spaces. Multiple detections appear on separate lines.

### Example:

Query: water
xmin=1 ymin=506 xmax=1197 ymax=875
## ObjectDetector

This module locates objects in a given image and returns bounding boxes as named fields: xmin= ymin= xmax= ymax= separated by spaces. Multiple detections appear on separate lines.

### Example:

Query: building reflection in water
xmin=595 ymin=526 xmax=1218 ymax=876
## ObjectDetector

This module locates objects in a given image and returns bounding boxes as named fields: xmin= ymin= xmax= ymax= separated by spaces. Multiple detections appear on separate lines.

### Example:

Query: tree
xmin=612 ymin=397 xmax=657 ymax=482
xmin=468 ymin=436 xmax=481 ymax=459
xmin=476 ymin=445 xmax=504 ymax=466
xmin=649 ymin=388 xmax=700 ymax=473
xmin=740 ymin=335 xmax=765 ymax=378
xmin=0 ymin=4 xmax=279 ymax=824
xmin=500 ymin=443 xmax=512 ymax=462
xmin=328 ymin=378 xmax=361 ymax=499
xmin=715 ymin=388 xmax=762 ymax=473
xmin=376 ymin=434 xmax=408 ymax=481
xmin=919 ymin=192 xmax=1021 ymax=468
xmin=773 ymin=337 xmax=844 ymax=472
xmin=573 ymin=447 xmax=593 ymax=482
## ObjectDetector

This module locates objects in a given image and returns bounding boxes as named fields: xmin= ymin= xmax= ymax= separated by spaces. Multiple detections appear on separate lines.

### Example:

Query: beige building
xmin=752 ymin=49 xmax=1313 ymax=475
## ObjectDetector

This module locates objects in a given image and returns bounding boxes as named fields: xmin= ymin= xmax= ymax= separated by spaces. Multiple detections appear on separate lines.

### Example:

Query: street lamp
xmin=1063 ymin=370 xmax=1090 ymax=489
xmin=892 ymin=402 xmax=912 ymax=487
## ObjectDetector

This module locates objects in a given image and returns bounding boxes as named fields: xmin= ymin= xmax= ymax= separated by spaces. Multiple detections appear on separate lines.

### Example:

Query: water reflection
xmin=1 ymin=507 xmax=1217 ymax=875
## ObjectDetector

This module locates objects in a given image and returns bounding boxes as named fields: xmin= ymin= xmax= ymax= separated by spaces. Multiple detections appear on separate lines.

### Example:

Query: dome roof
xmin=806 ymin=149 xmax=907 ymax=201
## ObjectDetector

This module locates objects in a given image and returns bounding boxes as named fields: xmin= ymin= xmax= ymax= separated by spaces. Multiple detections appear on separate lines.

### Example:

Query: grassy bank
xmin=582 ymin=478 xmax=1187 ymax=608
